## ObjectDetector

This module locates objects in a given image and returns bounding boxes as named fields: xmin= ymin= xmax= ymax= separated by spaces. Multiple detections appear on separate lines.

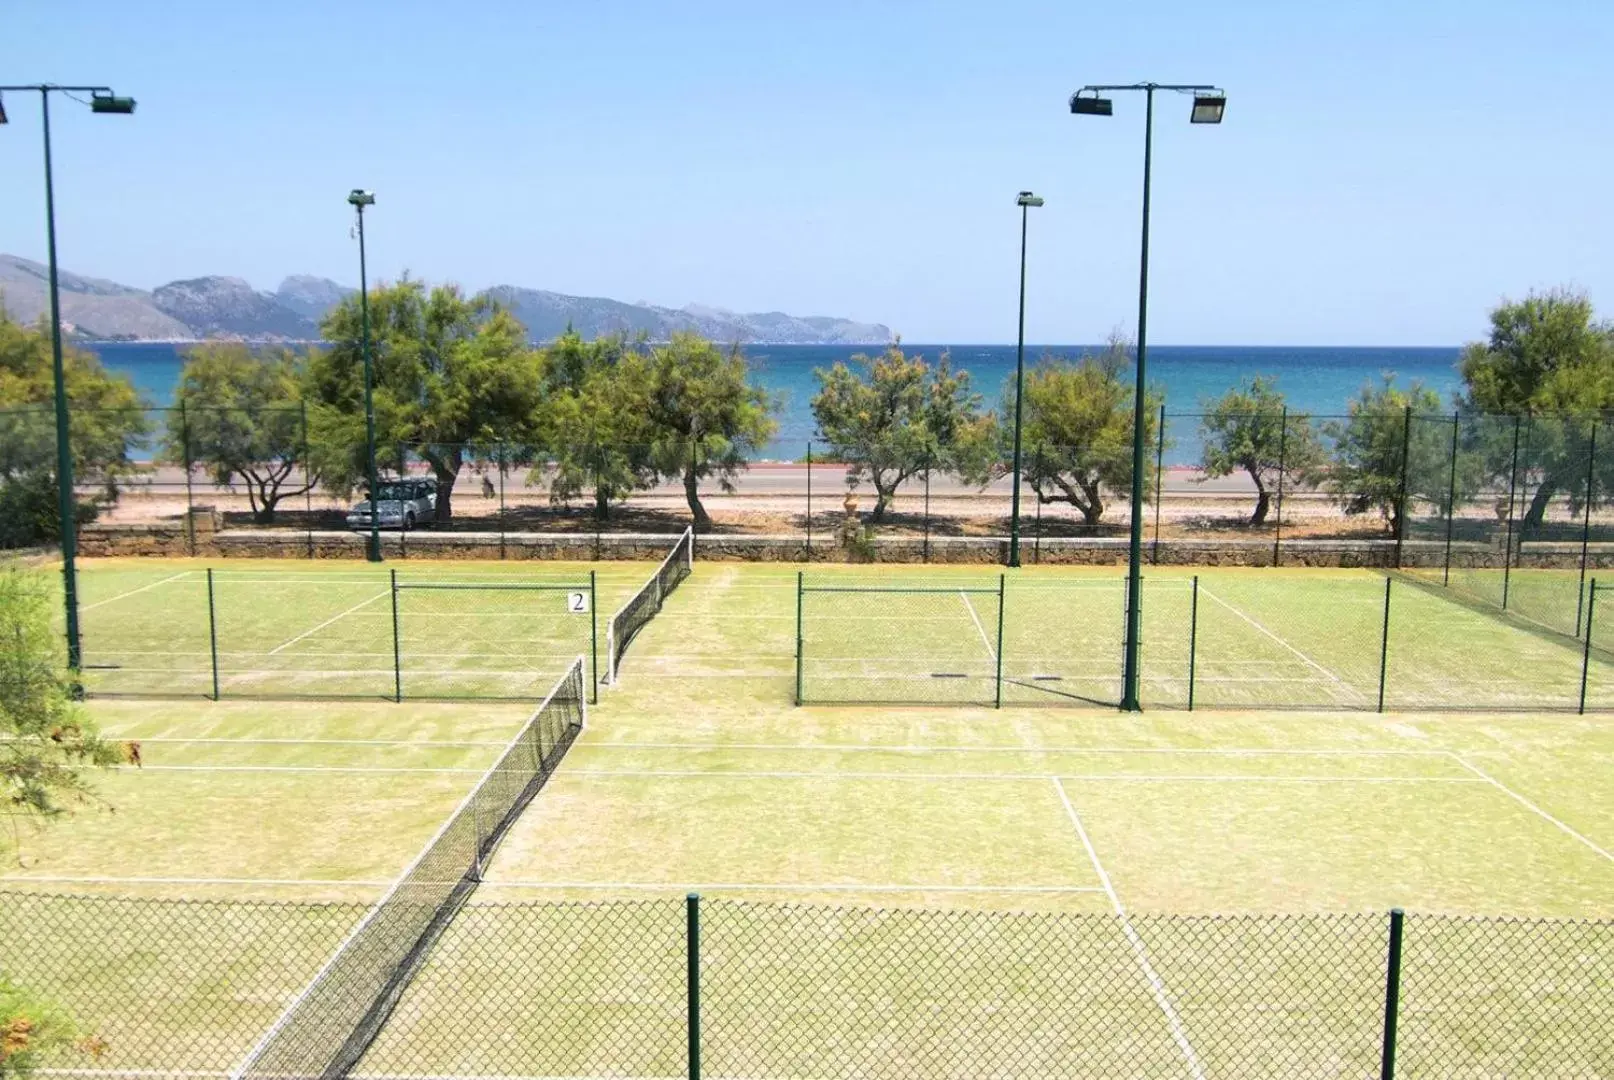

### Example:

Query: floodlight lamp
xmin=1189 ymin=92 xmax=1226 ymax=124
xmin=1016 ymin=191 xmax=1044 ymax=207
xmin=89 ymin=92 xmax=136 ymax=115
xmin=347 ymin=189 xmax=376 ymax=207
xmin=1069 ymin=92 xmax=1113 ymax=116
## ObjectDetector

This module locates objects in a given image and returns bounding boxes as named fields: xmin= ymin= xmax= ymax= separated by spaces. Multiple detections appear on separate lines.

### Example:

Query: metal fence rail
xmin=1 ymin=892 xmax=1607 ymax=1080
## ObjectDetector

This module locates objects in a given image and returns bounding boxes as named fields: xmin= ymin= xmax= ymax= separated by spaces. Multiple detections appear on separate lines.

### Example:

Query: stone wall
xmin=71 ymin=522 xmax=1614 ymax=570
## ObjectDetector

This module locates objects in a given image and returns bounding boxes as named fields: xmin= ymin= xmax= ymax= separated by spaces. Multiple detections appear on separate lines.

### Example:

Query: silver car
xmin=346 ymin=478 xmax=438 ymax=531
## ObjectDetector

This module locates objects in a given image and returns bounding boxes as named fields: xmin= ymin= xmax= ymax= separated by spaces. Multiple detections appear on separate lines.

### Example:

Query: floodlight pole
xmin=1008 ymin=191 xmax=1042 ymax=568
xmin=1 ymin=84 xmax=137 ymax=681
xmin=351 ymin=194 xmax=382 ymax=563
xmin=1070 ymin=81 xmax=1223 ymax=711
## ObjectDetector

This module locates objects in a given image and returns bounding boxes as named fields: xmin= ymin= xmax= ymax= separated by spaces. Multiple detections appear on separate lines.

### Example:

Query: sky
xmin=1 ymin=0 xmax=1610 ymax=346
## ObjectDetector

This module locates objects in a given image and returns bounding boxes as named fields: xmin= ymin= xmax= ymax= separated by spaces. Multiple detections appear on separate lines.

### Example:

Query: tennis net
xmin=230 ymin=655 xmax=587 ymax=1080
xmin=605 ymin=526 xmax=694 ymax=684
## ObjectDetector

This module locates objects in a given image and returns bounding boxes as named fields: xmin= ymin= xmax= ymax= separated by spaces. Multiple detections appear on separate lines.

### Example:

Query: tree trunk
xmin=425 ymin=447 xmax=465 ymax=522
xmin=1522 ymin=481 xmax=1556 ymax=534
xmin=1079 ymin=483 xmax=1104 ymax=529
xmin=683 ymin=466 xmax=712 ymax=532
xmin=870 ymin=487 xmax=894 ymax=523
xmin=593 ymin=487 xmax=611 ymax=522
xmin=1250 ymin=488 xmax=1271 ymax=527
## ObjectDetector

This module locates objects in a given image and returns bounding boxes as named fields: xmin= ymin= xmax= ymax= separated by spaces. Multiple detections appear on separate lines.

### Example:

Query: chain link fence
xmin=2 ymin=892 xmax=1607 ymax=1079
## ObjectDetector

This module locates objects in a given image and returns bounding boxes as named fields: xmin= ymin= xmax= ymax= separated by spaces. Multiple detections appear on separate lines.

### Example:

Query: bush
xmin=0 ymin=472 xmax=98 ymax=550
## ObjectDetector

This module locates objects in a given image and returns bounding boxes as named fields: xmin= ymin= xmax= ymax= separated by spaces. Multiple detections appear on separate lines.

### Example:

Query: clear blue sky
xmin=2 ymin=0 xmax=1609 ymax=345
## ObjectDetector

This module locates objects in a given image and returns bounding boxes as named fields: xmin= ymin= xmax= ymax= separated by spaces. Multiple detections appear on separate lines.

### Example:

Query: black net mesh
xmin=607 ymin=527 xmax=693 ymax=682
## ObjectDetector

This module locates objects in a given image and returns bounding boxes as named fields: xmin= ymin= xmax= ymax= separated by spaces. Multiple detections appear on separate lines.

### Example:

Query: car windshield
xmin=371 ymin=485 xmax=409 ymax=501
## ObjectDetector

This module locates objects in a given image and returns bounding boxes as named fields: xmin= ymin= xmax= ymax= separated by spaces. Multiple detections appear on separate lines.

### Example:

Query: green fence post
xmin=1033 ymin=446 xmax=1043 ymax=564
xmin=1377 ymin=576 xmax=1392 ymax=713
xmin=499 ymin=441 xmax=508 ymax=563
xmin=1188 ymin=574 xmax=1199 ymax=711
xmin=1152 ymin=403 xmax=1165 ymax=565
xmin=1577 ymin=420 xmax=1596 ymax=637
xmin=590 ymin=569 xmax=599 ymax=704
xmin=1442 ymin=410 xmax=1459 ymax=586
xmin=1502 ymin=415 xmax=1522 ymax=609
xmin=1580 ymin=579 xmax=1596 ymax=715
xmin=390 ymin=568 xmax=402 ymax=702
xmin=180 ymin=400 xmax=196 ymax=557
xmin=1394 ymin=406 xmax=1412 ymax=569
xmin=206 ymin=567 xmax=220 ymax=701
xmin=686 ymin=892 xmax=701 ymax=1080
xmin=1273 ymin=407 xmax=1287 ymax=567
xmin=1379 ymin=908 xmax=1405 ymax=1080
xmin=300 ymin=401 xmax=313 ymax=560
xmin=994 ymin=574 xmax=1006 ymax=709
xmin=795 ymin=571 xmax=804 ymax=706
xmin=805 ymin=441 xmax=812 ymax=561
xmin=923 ymin=458 xmax=932 ymax=564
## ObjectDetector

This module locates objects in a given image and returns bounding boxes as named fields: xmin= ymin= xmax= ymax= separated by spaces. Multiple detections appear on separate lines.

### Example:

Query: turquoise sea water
xmin=87 ymin=341 xmax=1462 ymax=463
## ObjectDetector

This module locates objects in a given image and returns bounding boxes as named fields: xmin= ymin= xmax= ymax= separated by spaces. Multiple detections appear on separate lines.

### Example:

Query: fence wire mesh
xmin=3 ymin=894 xmax=1608 ymax=1080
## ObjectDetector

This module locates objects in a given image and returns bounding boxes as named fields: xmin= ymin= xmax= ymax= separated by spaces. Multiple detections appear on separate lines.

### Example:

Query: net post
xmin=1379 ymin=907 xmax=1405 ymax=1080
xmin=994 ymin=574 xmax=1006 ymax=709
xmin=1152 ymin=402 xmax=1165 ymax=565
xmin=590 ymin=569 xmax=599 ymax=705
xmin=1442 ymin=410 xmax=1459 ymax=586
xmin=1273 ymin=406 xmax=1287 ymax=567
xmin=1394 ymin=405 xmax=1412 ymax=569
xmin=795 ymin=571 xmax=805 ymax=706
xmin=1580 ymin=579 xmax=1596 ymax=715
xmin=390 ymin=568 xmax=402 ymax=703
xmin=1187 ymin=574 xmax=1199 ymax=711
xmin=686 ymin=892 xmax=702 ymax=1080
xmin=1577 ymin=418 xmax=1596 ymax=637
xmin=1503 ymin=415 xmax=1522 ymax=609
xmin=1377 ymin=576 xmax=1392 ymax=713
xmin=805 ymin=441 xmax=813 ymax=560
xmin=206 ymin=567 xmax=220 ymax=701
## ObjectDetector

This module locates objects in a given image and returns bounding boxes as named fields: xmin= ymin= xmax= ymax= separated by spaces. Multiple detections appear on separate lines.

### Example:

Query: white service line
xmin=960 ymin=590 xmax=998 ymax=659
xmin=580 ymin=741 xmax=1451 ymax=756
xmin=141 ymin=765 xmax=483 ymax=774
xmin=1196 ymin=583 xmax=1368 ymax=705
xmin=481 ymin=881 xmax=1107 ymax=894
xmin=1448 ymin=752 xmax=1614 ymax=864
xmin=1052 ymin=778 xmax=1205 ymax=1080
xmin=266 ymin=589 xmax=392 ymax=655
xmin=105 ymin=737 xmax=510 ymax=747
xmin=80 ymin=571 xmax=193 ymax=612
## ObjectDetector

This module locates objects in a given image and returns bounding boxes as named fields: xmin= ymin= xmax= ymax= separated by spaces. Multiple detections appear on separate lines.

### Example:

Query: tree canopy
xmin=811 ymin=344 xmax=986 ymax=522
xmin=1198 ymin=377 xmax=1327 ymax=526
xmin=1326 ymin=378 xmax=1447 ymax=533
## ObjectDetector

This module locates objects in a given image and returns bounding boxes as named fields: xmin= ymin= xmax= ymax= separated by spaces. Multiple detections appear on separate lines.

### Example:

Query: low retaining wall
xmin=72 ymin=522 xmax=1614 ymax=570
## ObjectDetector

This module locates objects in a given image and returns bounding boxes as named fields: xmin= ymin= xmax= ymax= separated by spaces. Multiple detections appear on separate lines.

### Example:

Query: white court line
xmin=1 ymin=875 xmax=390 ymax=886
xmin=581 ymin=741 xmax=1451 ymax=756
xmin=103 ymin=737 xmax=510 ymax=747
xmin=80 ymin=571 xmax=193 ymax=612
xmin=960 ymin=590 xmax=997 ymax=659
xmin=1448 ymin=753 xmax=1614 ymax=864
xmin=1197 ymin=583 xmax=1368 ymax=705
xmin=266 ymin=589 xmax=392 ymax=655
xmin=481 ymin=881 xmax=1107 ymax=894
xmin=1053 ymin=778 xmax=1205 ymax=1080
xmin=563 ymin=768 xmax=1477 ymax=783
xmin=140 ymin=765 xmax=483 ymax=774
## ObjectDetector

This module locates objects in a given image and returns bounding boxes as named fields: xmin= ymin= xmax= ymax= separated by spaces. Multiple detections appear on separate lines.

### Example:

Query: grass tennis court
xmin=4 ymin=557 xmax=1613 ymax=1079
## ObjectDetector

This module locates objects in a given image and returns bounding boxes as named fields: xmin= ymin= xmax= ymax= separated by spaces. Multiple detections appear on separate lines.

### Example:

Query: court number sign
xmin=568 ymin=591 xmax=590 ymax=614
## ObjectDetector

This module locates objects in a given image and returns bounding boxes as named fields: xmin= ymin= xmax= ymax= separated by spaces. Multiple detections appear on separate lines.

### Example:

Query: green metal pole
xmin=356 ymin=203 xmax=382 ymax=563
xmin=1580 ymin=579 xmax=1596 ymax=715
xmin=686 ymin=892 xmax=702 ymax=1080
xmin=1394 ymin=406 xmax=1413 ymax=568
xmin=180 ymin=399 xmax=197 ymax=557
xmin=1009 ymin=202 xmax=1029 ymax=568
xmin=390 ymin=567 xmax=402 ymax=702
xmin=1151 ymin=402 xmax=1165 ymax=566
xmin=1442 ymin=411 xmax=1459 ymax=586
xmin=590 ymin=569 xmax=599 ymax=705
xmin=923 ymin=458 xmax=931 ymax=563
xmin=39 ymin=90 xmax=83 ymax=681
xmin=1273 ymin=406 xmax=1287 ymax=566
xmin=1379 ymin=908 xmax=1405 ymax=1080
xmin=1187 ymin=575 xmax=1199 ymax=711
xmin=1503 ymin=415 xmax=1521 ymax=609
xmin=795 ymin=570 xmax=804 ymax=706
xmin=1577 ymin=420 xmax=1596 ymax=637
xmin=206 ymin=567 xmax=219 ymax=701
xmin=1120 ymin=86 xmax=1156 ymax=713
xmin=805 ymin=441 xmax=812 ymax=560
xmin=1377 ymin=576 xmax=1392 ymax=713
xmin=994 ymin=574 xmax=1006 ymax=708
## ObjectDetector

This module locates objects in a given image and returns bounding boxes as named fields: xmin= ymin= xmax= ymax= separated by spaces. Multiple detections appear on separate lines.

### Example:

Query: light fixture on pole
xmin=0 ymin=83 xmax=137 ymax=685
xmin=1069 ymin=80 xmax=1225 ymax=711
xmin=1008 ymin=190 xmax=1043 ymax=569
xmin=347 ymin=189 xmax=383 ymax=563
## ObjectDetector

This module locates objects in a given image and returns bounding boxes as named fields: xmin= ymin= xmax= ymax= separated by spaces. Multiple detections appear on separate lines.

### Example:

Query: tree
xmin=306 ymin=281 xmax=545 ymax=521
xmin=1198 ymin=377 xmax=1327 ymax=526
xmin=811 ymin=344 xmax=985 ymax=522
xmin=0 ymin=568 xmax=119 ymax=837
xmin=641 ymin=334 xmax=777 ymax=530
xmin=1 ymin=977 xmax=99 ymax=1079
xmin=0 ymin=314 xmax=149 ymax=543
xmin=1326 ymin=378 xmax=1447 ymax=533
xmin=531 ymin=331 xmax=658 ymax=521
xmin=1010 ymin=342 xmax=1162 ymax=529
xmin=160 ymin=344 xmax=315 ymax=525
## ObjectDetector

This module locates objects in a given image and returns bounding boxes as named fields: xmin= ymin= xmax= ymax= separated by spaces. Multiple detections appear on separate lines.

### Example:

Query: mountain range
xmin=0 ymin=254 xmax=894 ymax=345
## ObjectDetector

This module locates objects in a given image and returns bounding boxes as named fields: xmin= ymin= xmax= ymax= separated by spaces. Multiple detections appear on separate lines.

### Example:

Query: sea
xmin=88 ymin=341 xmax=1463 ymax=465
